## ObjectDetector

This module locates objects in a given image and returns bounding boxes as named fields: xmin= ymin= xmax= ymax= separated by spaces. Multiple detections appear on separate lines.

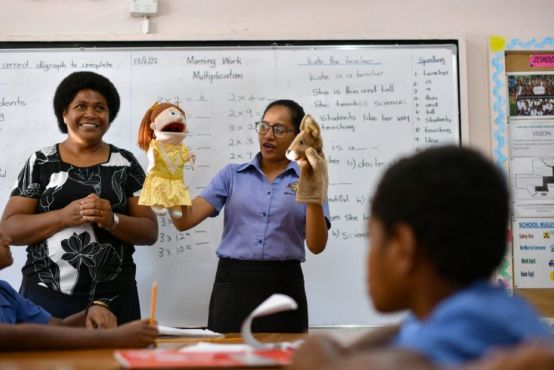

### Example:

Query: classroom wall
xmin=1 ymin=0 xmax=553 ymax=154
xmin=0 ymin=0 xmax=553 ymax=325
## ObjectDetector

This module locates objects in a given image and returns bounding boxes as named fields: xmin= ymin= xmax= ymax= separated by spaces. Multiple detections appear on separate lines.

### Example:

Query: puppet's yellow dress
xmin=139 ymin=139 xmax=192 ymax=207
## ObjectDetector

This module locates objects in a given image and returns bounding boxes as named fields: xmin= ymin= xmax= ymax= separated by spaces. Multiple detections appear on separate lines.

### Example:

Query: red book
xmin=114 ymin=348 xmax=294 ymax=368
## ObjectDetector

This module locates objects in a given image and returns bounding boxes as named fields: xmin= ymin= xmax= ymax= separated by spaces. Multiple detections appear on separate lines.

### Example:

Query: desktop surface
xmin=0 ymin=329 xmax=372 ymax=370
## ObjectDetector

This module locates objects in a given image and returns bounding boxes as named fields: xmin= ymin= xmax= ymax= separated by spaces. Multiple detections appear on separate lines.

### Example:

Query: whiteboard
xmin=0 ymin=41 xmax=464 ymax=327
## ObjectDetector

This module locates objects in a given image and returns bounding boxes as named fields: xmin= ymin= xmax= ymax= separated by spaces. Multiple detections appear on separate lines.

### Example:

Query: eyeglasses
xmin=254 ymin=121 xmax=295 ymax=138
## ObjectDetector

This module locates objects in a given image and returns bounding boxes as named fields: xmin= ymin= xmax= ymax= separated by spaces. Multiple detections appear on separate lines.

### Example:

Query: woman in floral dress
xmin=0 ymin=71 xmax=158 ymax=324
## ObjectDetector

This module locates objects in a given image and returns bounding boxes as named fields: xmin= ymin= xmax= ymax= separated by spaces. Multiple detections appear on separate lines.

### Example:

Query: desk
xmin=0 ymin=333 xmax=306 ymax=370
xmin=0 ymin=329 xmax=371 ymax=370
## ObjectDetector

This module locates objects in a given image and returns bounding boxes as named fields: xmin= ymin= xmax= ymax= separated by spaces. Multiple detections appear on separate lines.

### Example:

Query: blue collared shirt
xmin=0 ymin=280 xmax=51 ymax=324
xmin=200 ymin=153 xmax=331 ymax=261
xmin=393 ymin=280 xmax=551 ymax=365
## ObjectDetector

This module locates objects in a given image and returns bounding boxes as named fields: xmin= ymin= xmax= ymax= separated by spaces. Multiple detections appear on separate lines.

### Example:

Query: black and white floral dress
xmin=11 ymin=144 xmax=146 ymax=323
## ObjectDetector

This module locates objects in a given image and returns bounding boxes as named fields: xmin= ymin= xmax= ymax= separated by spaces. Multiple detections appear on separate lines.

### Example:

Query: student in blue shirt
xmin=170 ymin=99 xmax=331 ymax=333
xmin=291 ymin=145 xmax=550 ymax=369
xmin=0 ymin=229 xmax=158 ymax=350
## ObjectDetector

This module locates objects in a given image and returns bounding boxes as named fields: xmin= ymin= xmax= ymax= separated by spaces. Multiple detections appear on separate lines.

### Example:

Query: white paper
xmin=510 ymin=157 xmax=554 ymax=217
xmin=509 ymin=120 xmax=554 ymax=158
xmin=179 ymin=294 xmax=303 ymax=352
xmin=180 ymin=342 xmax=252 ymax=353
xmin=241 ymin=294 xmax=300 ymax=349
xmin=158 ymin=325 xmax=223 ymax=337
xmin=180 ymin=340 xmax=303 ymax=353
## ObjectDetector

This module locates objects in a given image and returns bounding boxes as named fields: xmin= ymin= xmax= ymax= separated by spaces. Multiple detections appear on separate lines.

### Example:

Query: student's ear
xmin=390 ymin=222 xmax=418 ymax=276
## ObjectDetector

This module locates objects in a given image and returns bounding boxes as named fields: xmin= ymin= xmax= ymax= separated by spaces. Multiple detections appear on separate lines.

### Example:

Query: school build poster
xmin=513 ymin=218 xmax=554 ymax=288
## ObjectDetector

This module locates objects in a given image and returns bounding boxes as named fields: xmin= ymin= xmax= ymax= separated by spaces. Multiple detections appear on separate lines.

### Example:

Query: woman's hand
xmin=79 ymin=193 xmax=115 ymax=229
xmin=1 ymin=196 xmax=89 ymax=245
xmin=86 ymin=304 xmax=117 ymax=329
xmin=57 ymin=198 xmax=89 ymax=228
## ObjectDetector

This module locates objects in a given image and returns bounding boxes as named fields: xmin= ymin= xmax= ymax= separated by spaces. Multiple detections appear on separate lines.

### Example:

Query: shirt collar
xmin=237 ymin=152 xmax=300 ymax=177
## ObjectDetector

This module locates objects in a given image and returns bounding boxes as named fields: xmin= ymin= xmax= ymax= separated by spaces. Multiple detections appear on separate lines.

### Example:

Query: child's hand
xmin=291 ymin=335 xmax=344 ymax=370
xmin=113 ymin=319 xmax=159 ymax=348
xmin=348 ymin=325 xmax=400 ymax=351
xmin=465 ymin=342 xmax=554 ymax=370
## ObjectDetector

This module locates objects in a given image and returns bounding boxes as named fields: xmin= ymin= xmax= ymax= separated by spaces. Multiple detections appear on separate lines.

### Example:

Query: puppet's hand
xmin=146 ymin=145 xmax=155 ymax=173
xmin=181 ymin=148 xmax=195 ymax=170
xmin=296 ymin=147 xmax=328 ymax=205
xmin=190 ymin=153 xmax=196 ymax=170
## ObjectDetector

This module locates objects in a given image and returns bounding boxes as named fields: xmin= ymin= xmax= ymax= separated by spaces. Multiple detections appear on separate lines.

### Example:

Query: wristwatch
xmin=104 ymin=213 xmax=120 ymax=231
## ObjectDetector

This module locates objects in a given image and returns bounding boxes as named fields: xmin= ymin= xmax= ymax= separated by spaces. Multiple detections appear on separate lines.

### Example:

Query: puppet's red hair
xmin=137 ymin=102 xmax=186 ymax=151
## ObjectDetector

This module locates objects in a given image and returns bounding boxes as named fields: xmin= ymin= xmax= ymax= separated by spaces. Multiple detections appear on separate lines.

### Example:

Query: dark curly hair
xmin=371 ymin=145 xmax=509 ymax=286
xmin=53 ymin=71 xmax=120 ymax=133
xmin=263 ymin=99 xmax=305 ymax=134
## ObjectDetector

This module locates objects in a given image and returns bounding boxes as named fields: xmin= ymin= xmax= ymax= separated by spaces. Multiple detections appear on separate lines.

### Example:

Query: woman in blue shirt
xmin=171 ymin=99 xmax=331 ymax=333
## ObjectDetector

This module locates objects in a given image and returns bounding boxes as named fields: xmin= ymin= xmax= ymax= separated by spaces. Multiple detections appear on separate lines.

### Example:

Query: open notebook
xmin=114 ymin=347 xmax=294 ymax=368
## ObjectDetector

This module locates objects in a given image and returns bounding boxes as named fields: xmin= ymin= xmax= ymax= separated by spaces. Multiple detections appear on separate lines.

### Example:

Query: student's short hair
xmin=53 ymin=71 xmax=120 ymax=133
xmin=371 ymin=145 xmax=509 ymax=286
xmin=263 ymin=99 xmax=305 ymax=134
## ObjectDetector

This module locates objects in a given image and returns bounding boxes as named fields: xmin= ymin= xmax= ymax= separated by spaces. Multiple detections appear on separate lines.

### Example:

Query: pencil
xmin=149 ymin=281 xmax=158 ymax=325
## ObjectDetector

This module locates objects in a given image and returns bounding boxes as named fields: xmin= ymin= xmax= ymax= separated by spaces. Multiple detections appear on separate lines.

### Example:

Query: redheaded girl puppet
xmin=137 ymin=102 xmax=195 ymax=218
